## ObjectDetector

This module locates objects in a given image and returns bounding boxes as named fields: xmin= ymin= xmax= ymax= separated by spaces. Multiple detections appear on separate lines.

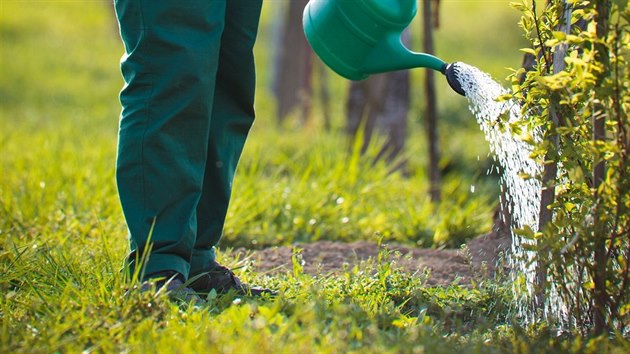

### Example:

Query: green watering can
xmin=303 ymin=0 xmax=465 ymax=95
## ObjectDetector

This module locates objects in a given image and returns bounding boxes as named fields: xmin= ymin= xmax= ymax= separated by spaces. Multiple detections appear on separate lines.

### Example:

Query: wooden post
xmin=423 ymin=0 xmax=441 ymax=203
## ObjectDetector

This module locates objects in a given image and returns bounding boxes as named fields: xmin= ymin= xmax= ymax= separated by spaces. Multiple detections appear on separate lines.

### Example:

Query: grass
xmin=1 ymin=1 xmax=628 ymax=353
xmin=224 ymin=128 xmax=496 ymax=249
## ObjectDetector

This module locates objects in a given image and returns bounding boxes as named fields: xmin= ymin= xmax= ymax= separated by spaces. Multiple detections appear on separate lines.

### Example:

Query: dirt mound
xmin=239 ymin=231 xmax=510 ymax=286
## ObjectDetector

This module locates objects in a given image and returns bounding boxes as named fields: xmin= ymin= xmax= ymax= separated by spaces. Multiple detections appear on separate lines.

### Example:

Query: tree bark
xmin=592 ymin=0 xmax=611 ymax=336
xmin=316 ymin=60 xmax=332 ymax=131
xmin=346 ymin=75 xmax=384 ymax=154
xmin=345 ymin=31 xmax=411 ymax=168
xmin=274 ymin=0 xmax=313 ymax=125
xmin=534 ymin=0 xmax=572 ymax=314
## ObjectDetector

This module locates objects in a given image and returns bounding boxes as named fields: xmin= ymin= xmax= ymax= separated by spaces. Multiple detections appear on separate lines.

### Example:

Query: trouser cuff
xmin=131 ymin=253 xmax=191 ymax=281
xmin=189 ymin=247 xmax=217 ymax=276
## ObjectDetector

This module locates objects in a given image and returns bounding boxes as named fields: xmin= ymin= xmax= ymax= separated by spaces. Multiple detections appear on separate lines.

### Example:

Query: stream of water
xmin=452 ymin=62 xmax=568 ymax=324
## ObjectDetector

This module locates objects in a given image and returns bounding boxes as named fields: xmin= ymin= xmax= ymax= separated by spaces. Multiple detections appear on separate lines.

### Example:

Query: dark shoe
xmin=141 ymin=272 xmax=206 ymax=306
xmin=189 ymin=261 xmax=277 ymax=297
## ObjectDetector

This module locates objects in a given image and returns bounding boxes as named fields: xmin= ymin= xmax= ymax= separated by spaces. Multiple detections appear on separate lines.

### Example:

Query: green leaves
xmin=509 ymin=0 xmax=629 ymax=335
xmin=613 ymin=0 xmax=628 ymax=12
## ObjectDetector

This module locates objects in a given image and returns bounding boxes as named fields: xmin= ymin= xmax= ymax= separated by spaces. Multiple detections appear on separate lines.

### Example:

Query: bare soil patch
xmin=238 ymin=230 xmax=511 ymax=286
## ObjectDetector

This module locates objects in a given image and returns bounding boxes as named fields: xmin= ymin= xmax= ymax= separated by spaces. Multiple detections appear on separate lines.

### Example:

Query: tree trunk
xmin=375 ymin=69 xmax=410 ymax=168
xmin=535 ymin=0 xmax=572 ymax=315
xmin=345 ymin=31 xmax=411 ymax=168
xmin=316 ymin=60 xmax=332 ymax=131
xmin=274 ymin=0 xmax=313 ymax=125
xmin=592 ymin=0 xmax=611 ymax=336
xmin=346 ymin=73 xmax=388 ymax=154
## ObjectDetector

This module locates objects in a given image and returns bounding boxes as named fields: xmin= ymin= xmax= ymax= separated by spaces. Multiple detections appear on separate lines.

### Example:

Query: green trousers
xmin=114 ymin=0 xmax=262 ymax=280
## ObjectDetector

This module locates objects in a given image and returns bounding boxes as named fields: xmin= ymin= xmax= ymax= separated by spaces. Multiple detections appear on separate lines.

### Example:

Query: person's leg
xmin=189 ymin=0 xmax=263 ymax=275
xmin=115 ymin=0 xmax=226 ymax=279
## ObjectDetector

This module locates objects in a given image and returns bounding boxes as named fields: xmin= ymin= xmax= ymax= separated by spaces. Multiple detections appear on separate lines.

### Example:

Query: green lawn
xmin=1 ymin=1 xmax=627 ymax=353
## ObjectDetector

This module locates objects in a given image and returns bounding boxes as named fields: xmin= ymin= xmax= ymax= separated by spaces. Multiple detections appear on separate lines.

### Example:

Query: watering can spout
xmin=363 ymin=38 xmax=466 ymax=96
xmin=361 ymin=33 xmax=447 ymax=75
